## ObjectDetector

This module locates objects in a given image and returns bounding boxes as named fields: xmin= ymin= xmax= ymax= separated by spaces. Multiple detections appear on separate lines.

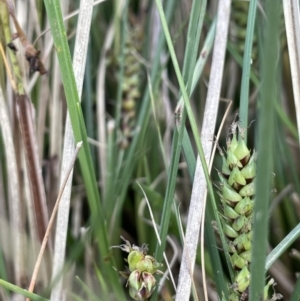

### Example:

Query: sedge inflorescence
xmin=217 ymin=122 xmax=282 ymax=301
xmin=119 ymin=19 xmax=143 ymax=149
xmin=110 ymin=236 xmax=163 ymax=300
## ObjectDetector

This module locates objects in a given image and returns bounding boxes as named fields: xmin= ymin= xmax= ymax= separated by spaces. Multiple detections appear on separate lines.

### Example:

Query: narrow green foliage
xmin=249 ymin=0 xmax=281 ymax=300
xmin=0 ymin=279 xmax=50 ymax=301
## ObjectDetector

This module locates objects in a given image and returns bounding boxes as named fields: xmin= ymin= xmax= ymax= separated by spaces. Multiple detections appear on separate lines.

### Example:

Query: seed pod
xmin=221 ymin=180 xmax=243 ymax=203
xmin=141 ymin=272 xmax=157 ymax=298
xmin=239 ymin=182 xmax=255 ymax=197
xmin=223 ymin=202 xmax=239 ymax=219
xmin=232 ymin=215 xmax=248 ymax=232
xmin=128 ymin=250 xmax=145 ymax=272
xmin=233 ymin=137 xmax=250 ymax=164
xmin=241 ymin=152 xmax=257 ymax=180
xmin=231 ymin=252 xmax=247 ymax=269
xmin=223 ymin=223 xmax=239 ymax=238
xmin=228 ymin=166 xmax=247 ymax=188
xmin=234 ymin=197 xmax=253 ymax=215
xmin=240 ymin=249 xmax=251 ymax=262
xmin=234 ymin=266 xmax=250 ymax=293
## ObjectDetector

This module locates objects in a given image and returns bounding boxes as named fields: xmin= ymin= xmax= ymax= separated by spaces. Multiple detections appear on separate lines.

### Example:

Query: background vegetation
xmin=0 ymin=0 xmax=299 ymax=300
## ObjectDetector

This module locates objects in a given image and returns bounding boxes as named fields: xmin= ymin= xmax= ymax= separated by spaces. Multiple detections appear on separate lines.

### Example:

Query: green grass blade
xmin=205 ymin=208 xmax=229 ymax=298
xmin=181 ymin=0 xmax=205 ymax=91
xmin=179 ymin=18 xmax=217 ymax=180
xmin=0 ymin=279 xmax=49 ymax=301
xmin=228 ymin=42 xmax=298 ymax=140
xmin=150 ymin=112 xmax=185 ymax=301
xmin=289 ymin=274 xmax=300 ymax=301
xmin=104 ymin=2 xmax=127 ymax=219
xmin=239 ymin=0 xmax=258 ymax=136
xmin=266 ymin=223 xmax=300 ymax=271
xmin=75 ymin=276 xmax=101 ymax=301
xmin=249 ymin=1 xmax=281 ymax=300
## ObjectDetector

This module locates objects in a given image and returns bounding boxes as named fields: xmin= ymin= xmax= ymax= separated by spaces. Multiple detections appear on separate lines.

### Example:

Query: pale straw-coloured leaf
xmin=283 ymin=0 xmax=300 ymax=147
xmin=0 ymin=86 xmax=23 ymax=286
xmin=175 ymin=1 xmax=231 ymax=300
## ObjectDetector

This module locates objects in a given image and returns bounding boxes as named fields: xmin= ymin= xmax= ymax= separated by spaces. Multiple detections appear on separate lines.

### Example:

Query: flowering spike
xmin=215 ymin=123 xmax=278 ymax=300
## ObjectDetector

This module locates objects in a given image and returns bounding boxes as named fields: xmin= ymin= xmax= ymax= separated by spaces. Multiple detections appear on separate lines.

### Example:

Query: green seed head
xmin=128 ymin=271 xmax=157 ymax=300
xmin=110 ymin=237 xmax=163 ymax=299
xmin=216 ymin=124 xmax=268 ymax=299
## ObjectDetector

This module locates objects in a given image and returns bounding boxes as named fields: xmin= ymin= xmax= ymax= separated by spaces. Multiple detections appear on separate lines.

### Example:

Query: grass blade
xmin=239 ymin=0 xmax=258 ymax=134
xmin=266 ymin=223 xmax=300 ymax=271
xmin=0 ymin=279 xmax=49 ymax=301
xmin=249 ymin=1 xmax=281 ymax=299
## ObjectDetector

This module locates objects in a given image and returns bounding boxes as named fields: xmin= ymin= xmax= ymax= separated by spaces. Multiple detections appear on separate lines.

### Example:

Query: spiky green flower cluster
xmin=218 ymin=123 xmax=281 ymax=301
xmin=119 ymin=22 xmax=143 ymax=149
xmin=110 ymin=236 xmax=163 ymax=300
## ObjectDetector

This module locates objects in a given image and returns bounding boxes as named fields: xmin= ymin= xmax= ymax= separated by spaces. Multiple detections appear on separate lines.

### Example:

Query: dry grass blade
xmin=17 ymin=94 xmax=49 ymax=245
xmin=96 ymin=24 xmax=115 ymax=191
xmin=0 ymin=86 xmax=23 ymax=286
xmin=175 ymin=1 xmax=232 ymax=301
xmin=26 ymin=142 xmax=82 ymax=301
